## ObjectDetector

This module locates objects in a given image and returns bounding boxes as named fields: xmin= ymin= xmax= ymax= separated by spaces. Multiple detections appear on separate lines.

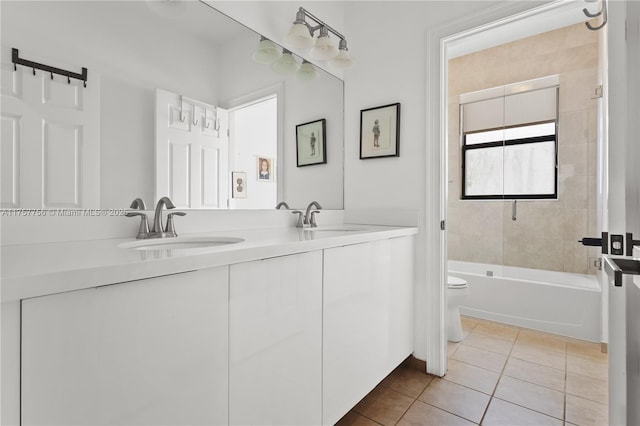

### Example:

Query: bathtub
xmin=449 ymin=260 xmax=601 ymax=342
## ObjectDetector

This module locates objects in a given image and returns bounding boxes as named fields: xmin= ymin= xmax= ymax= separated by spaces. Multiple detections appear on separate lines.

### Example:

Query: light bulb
xmin=252 ymin=38 xmax=282 ymax=64
xmin=297 ymin=61 xmax=317 ymax=80
xmin=310 ymin=28 xmax=338 ymax=60
xmin=271 ymin=51 xmax=300 ymax=74
xmin=330 ymin=40 xmax=353 ymax=68
xmin=287 ymin=23 xmax=315 ymax=48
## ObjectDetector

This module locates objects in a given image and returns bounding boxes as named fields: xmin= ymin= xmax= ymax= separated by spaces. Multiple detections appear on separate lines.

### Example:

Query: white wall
xmin=1 ymin=1 xmax=219 ymax=209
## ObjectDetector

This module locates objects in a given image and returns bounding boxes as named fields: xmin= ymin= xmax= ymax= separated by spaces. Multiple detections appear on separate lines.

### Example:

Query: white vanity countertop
xmin=1 ymin=225 xmax=418 ymax=302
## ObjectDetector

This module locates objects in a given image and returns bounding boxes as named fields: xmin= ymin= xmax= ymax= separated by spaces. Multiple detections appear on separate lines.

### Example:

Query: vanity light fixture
xmin=252 ymin=36 xmax=283 ymax=64
xmin=286 ymin=7 xmax=353 ymax=68
xmin=271 ymin=49 xmax=300 ymax=74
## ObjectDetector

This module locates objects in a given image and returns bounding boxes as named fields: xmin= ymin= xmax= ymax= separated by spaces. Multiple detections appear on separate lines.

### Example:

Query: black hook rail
xmin=12 ymin=48 xmax=88 ymax=87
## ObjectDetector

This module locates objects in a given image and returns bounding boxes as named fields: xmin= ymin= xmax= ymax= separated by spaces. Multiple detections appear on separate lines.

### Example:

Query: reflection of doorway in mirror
xmin=228 ymin=94 xmax=277 ymax=209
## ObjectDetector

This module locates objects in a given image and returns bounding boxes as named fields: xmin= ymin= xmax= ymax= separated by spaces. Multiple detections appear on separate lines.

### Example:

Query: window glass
xmin=464 ymin=146 xmax=504 ymax=196
xmin=503 ymin=141 xmax=556 ymax=195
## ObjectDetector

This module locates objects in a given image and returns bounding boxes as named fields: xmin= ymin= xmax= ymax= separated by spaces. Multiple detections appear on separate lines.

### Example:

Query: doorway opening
xmin=426 ymin=1 xmax=609 ymax=379
xmin=228 ymin=94 xmax=278 ymax=209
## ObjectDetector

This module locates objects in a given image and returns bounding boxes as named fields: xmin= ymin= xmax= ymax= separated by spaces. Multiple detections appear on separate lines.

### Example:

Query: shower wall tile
xmin=447 ymin=22 xmax=598 ymax=275
xmin=566 ymin=24 xmax=598 ymax=48
xmin=562 ymin=209 xmax=589 ymax=241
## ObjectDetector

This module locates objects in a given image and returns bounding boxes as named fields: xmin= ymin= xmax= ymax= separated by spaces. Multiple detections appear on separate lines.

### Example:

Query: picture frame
xmin=256 ymin=157 xmax=274 ymax=182
xmin=359 ymin=103 xmax=401 ymax=159
xmin=296 ymin=119 xmax=327 ymax=167
xmin=231 ymin=172 xmax=247 ymax=198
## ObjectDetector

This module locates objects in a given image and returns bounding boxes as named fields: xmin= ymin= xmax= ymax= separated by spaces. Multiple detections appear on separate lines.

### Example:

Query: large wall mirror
xmin=0 ymin=1 xmax=344 ymax=210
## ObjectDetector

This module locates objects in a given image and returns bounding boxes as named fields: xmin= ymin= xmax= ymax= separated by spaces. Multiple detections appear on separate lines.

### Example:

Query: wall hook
xmin=204 ymin=120 xmax=211 ymax=129
xmin=192 ymin=117 xmax=199 ymax=126
xmin=50 ymin=71 xmax=54 ymax=80
xmin=32 ymin=68 xmax=36 ymax=76
xmin=179 ymin=113 xmax=186 ymax=123
xmin=584 ymin=0 xmax=607 ymax=30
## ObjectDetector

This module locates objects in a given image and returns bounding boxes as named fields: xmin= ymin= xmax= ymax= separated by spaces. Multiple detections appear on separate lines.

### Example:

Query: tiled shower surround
xmin=447 ymin=23 xmax=599 ymax=274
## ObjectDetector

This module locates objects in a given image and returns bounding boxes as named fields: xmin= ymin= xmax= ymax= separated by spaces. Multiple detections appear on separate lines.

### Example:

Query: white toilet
xmin=447 ymin=276 xmax=469 ymax=343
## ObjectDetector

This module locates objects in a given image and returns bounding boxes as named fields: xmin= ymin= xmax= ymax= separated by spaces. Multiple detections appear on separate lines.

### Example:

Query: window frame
xmin=461 ymin=120 xmax=558 ymax=200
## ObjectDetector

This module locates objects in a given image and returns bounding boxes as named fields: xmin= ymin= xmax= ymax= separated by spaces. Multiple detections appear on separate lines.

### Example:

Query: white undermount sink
xmin=119 ymin=236 xmax=244 ymax=251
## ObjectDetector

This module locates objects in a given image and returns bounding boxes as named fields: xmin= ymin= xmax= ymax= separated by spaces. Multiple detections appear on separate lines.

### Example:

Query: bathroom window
xmin=460 ymin=76 xmax=559 ymax=200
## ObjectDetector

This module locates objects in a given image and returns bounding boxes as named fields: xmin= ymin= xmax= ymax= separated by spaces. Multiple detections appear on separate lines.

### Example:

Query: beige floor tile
xmin=443 ymin=359 xmax=500 ymax=395
xmin=565 ymin=394 xmax=608 ymax=426
xmin=354 ymin=386 xmax=414 ymax=426
xmin=448 ymin=342 xmax=461 ymax=359
xmin=336 ymin=411 xmax=382 ymax=426
xmin=464 ymin=331 xmax=515 ymax=355
xmin=461 ymin=315 xmax=478 ymax=330
xmin=567 ymin=354 xmax=608 ymax=382
xmin=494 ymin=376 xmax=564 ymax=420
xmin=380 ymin=365 xmax=434 ymax=399
xmin=566 ymin=339 xmax=607 ymax=361
xmin=473 ymin=321 xmax=519 ymax=341
xmin=503 ymin=358 xmax=565 ymax=391
xmin=566 ymin=372 xmax=608 ymax=404
xmin=397 ymin=400 xmax=475 ymax=426
xmin=511 ymin=340 xmax=566 ymax=370
xmin=419 ymin=378 xmax=490 ymax=423
xmin=482 ymin=398 xmax=563 ymax=426
xmin=516 ymin=330 xmax=567 ymax=354
xmin=452 ymin=344 xmax=508 ymax=373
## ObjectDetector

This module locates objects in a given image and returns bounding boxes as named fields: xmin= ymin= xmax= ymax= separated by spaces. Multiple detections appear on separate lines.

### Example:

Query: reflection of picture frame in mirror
xmin=360 ymin=103 xmax=400 ymax=159
xmin=257 ymin=157 xmax=274 ymax=182
xmin=296 ymin=119 xmax=327 ymax=167
xmin=232 ymin=171 xmax=247 ymax=198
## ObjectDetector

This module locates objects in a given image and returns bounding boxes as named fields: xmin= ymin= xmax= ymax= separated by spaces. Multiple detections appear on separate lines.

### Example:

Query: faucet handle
xmin=125 ymin=212 xmax=150 ymax=239
xmin=291 ymin=210 xmax=304 ymax=228
xmin=129 ymin=198 xmax=147 ymax=210
xmin=165 ymin=211 xmax=186 ymax=236
xmin=309 ymin=210 xmax=321 ymax=227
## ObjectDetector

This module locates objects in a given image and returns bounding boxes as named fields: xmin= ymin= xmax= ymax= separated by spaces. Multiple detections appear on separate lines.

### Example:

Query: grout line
xmin=479 ymin=327 xmax=519 ymax=425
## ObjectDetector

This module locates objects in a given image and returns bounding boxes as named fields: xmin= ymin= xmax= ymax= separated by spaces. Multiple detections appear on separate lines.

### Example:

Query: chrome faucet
xmin=275 ymin=201 xmax=290 ymax=210
xmin=304 ymin=201 xmax=322 ymax=228
xmin=126 ymin=196 xmax=185 ymax=239
xmin=125 ymin=198 xmax=150 ymax=239
xmin=149 ymin=196 xmax=185 ymax=238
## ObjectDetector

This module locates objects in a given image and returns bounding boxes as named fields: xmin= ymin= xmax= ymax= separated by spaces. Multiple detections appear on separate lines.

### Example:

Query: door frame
xmin=425 ymin=0 xmax=591 ymax=376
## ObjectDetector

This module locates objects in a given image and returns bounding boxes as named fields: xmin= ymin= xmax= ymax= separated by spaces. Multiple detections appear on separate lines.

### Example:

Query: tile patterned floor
xmin=336 ymin=316 xmax=609 ymax=426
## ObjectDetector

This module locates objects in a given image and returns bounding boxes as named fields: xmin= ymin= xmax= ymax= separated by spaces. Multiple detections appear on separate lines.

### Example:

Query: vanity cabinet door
xmin=323 ymin=236 xmax=414 ymax=425
xmin=21 ymin=267 xmax=229 ymax=426
xmin=229 ymin=251 xmax=322 ymax=426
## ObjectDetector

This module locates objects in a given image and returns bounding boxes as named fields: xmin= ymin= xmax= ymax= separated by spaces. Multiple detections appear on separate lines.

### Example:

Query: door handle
xmin=578 ymin=232 xmax=609 ymax=254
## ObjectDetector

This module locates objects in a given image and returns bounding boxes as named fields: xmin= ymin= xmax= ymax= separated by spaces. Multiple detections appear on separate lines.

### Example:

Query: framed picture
xmin=257 ymin=157 xmax=274 ymax=181
xmin=296 ymin=119 xmax=327 ymax=167
xmin=360 ymin=103 xmax=401 ymax=159
xmin=232 ymin=172 xmax=247 ymax=198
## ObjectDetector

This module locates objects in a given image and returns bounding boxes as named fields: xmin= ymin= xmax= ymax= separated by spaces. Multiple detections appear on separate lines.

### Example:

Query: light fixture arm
xmin=294 ymin=7 xmax=347 ymax=46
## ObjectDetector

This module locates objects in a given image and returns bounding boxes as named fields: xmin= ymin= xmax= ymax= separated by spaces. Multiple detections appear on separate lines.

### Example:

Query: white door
xmin=0 ymin=46 xmax=100 ymax=208
xmin=155 ymin=89 xmax=228 ymax=209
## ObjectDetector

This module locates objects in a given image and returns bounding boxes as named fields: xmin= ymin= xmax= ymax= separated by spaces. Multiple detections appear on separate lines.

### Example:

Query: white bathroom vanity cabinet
xmin=1 ymin=226 xmax=416 ymax=425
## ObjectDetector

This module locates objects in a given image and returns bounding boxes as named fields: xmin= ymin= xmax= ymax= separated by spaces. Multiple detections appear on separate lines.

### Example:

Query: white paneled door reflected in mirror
xmin=0 ymin=1 xmax=344 ymax=210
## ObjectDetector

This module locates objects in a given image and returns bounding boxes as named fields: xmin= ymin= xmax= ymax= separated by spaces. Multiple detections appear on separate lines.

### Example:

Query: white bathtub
xmin=449 ymin=260 xmax=601 ymax=342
